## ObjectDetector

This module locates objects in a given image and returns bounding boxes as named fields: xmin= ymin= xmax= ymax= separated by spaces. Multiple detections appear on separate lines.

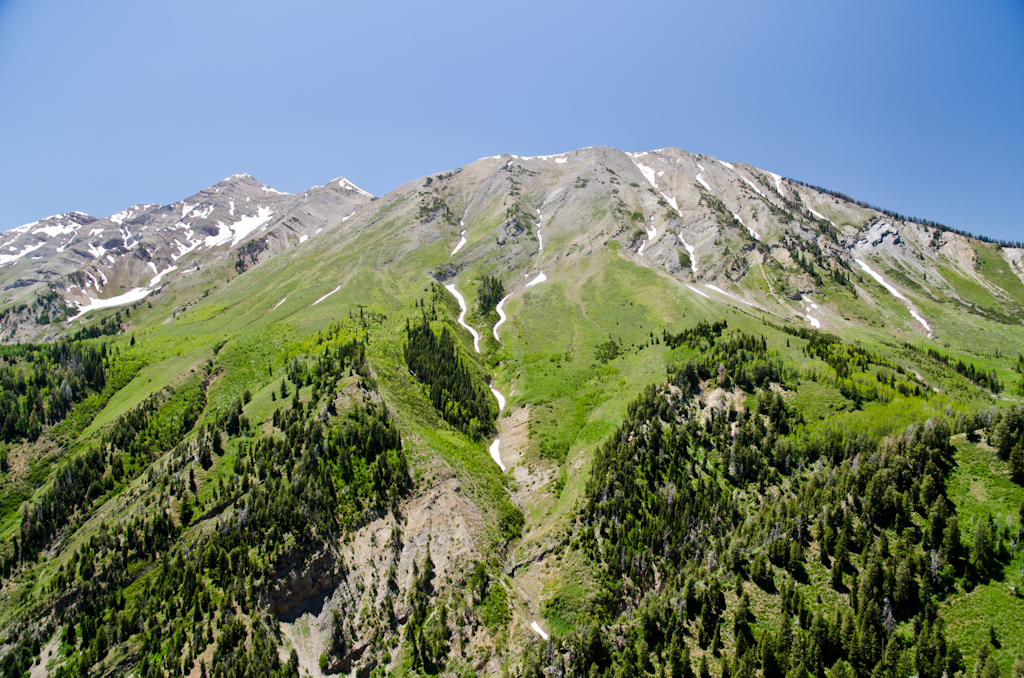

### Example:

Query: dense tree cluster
xmin=404 ymin=317 xmax=497 ymax=440
xmin=4 ymin=326 xmax=412 ymax=678
xmin=66 ymin=313 xmax=123 ymax=342
xmin=536 ymin=334 xmax=1022 ymax=678
xmin=477 ymin=275 xmax=506 ymax=317
xmin=903 ymin=344 xmax=1002 ymax=394
xmin=988 ymin=406 xmax=1024 ymax=483
xmin=0 ymin=340 xmax=108 ymax=442
xmin=666 ymin=326 xmax=787 ymax=394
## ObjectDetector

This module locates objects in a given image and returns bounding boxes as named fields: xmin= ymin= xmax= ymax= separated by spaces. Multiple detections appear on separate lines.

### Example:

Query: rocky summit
xmin=1 ymin=147 xmax=1023 ymax=678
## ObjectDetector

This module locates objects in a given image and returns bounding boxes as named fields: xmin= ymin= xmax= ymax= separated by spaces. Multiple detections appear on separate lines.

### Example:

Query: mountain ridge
xmin=0 ymin=145 xmax=1022 ymax=678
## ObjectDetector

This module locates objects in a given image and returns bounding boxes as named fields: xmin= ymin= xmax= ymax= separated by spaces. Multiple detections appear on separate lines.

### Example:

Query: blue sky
xmin=1 ymin=0 xmax=1022 ymax=241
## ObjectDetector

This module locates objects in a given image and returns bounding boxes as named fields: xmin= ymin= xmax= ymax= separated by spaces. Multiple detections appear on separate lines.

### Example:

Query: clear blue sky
xmin=1 ymin=0 xmax=1022 ymax=241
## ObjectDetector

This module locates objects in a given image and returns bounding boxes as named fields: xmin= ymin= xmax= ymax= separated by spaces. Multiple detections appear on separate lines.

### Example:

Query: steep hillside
xmin=1 ymin=147 xmax=1023 ymax=678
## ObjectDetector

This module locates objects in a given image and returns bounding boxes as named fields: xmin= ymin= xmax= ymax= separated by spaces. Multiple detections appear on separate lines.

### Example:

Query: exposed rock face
xmin=266 ymin=549 xmax=344 ymax=622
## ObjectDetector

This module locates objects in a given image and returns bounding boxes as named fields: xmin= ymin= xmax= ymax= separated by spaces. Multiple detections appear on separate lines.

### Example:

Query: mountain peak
xmin=331 ymin=177 xmax=373 ymax=198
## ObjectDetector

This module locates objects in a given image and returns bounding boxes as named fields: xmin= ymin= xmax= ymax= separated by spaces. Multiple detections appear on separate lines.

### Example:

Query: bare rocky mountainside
xmin=0 ymin=174 xmax=371 ymax=342
xmin=1 ymin=147 xmax=1023 ymax=678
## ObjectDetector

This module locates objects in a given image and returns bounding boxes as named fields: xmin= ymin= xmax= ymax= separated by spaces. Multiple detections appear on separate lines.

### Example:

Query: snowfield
xmin=70 ymin=288 xmax=152 ymax=321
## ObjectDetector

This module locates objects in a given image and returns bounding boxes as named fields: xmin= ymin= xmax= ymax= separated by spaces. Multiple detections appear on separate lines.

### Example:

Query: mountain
xmin=0 ymin=174 xmax=372 ymax=342
xmin=1 ymin=147 xmax=1023 ymax=678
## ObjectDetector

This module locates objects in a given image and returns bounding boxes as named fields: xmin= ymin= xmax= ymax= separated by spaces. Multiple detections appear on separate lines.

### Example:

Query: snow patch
xmin=855 ymin=259 xmax=932 ymax=335
xmin=769 ymin=172 xmax=785 ymax=196
xmin=525 ymin=272 xmax=547 ymax=288
xmin=686 ymin=284 xmax=711 ymax=299
xmin=451 ymin=230 xmax=467 ymax=256
xmin=638 ymin=240 xmax=647 ymax=256
xmin=493 ymin=294 xmax=512 ymax=341
xmin=631 ymin=159 xmax=659 ymax=189
xmin=173 ymin=237 xmax=200 ymax=261
xmin=518 ymin=152 xmax=569 ymax=161
xmin=555 ymin=157 xmax=568 ymax=164
xmin=678 ymin=235 xmax=698 ymax=274
xmin=719 ymin=160 xmax=735 ymax=170
xmin=740 ymin=176 xmax=765 ymax=198
xmin=490 ymin=387 xmax=506 ymax=412
xmin=733 ymin=212 xmax=760 ymax=240
xmin=335 ymin=177 xmax=372 ymax=198
xmin=272 ymin=297 xmax=287 ymax=311
xmin=312 ymin=285 xmax=342 ymax=306
xmin=35 ymin=222 xmax=76 ymax=238
xmin=530 ymin=621 xmax=549 ymax=641
xmin=0 ymin=242 xmax=45 ymax=264
xmin=229 ymin=206 xmax=274 ymax=247
xmin=70 ymin=288 xmax=151 ymax=321
xmin=299 ymin=235 xmax=308 ymax=243
xmin=109 ymin=208 xmax=134 ymax=225
xmin=808 ymin=207 xmax=837 ymax=227
xmin=706 ymin=284 xmax=753 ymax=306
xmin=488 ymin=438 xmax=506 ymax=473
xmin=805 ymin=314 xmax=821 ymax=328
xmin=88 ymin=243 xmax=106 ymax=259
xmin=696 ymin=174 xmax=711 ymax=192
xmin=444 ymin=283 xmax=482 ymax=354
xmin=149 ymin=265 xmax=178 ymax=286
